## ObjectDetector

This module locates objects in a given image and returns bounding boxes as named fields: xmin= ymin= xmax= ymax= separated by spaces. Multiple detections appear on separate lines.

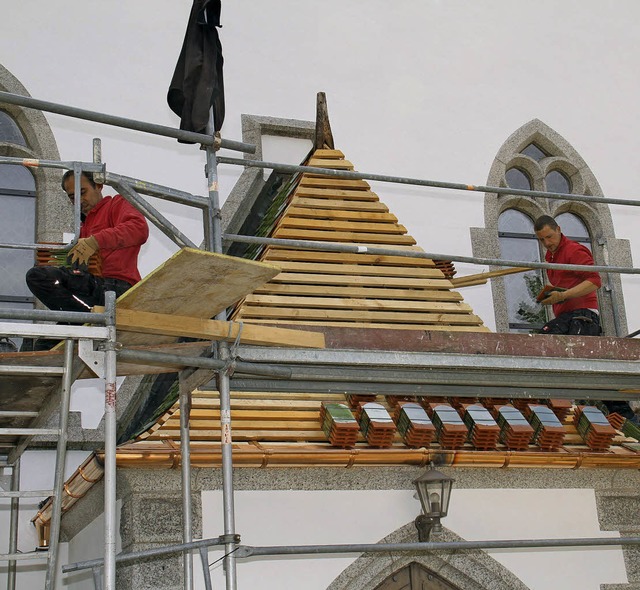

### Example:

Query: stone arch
xmin=0 ymin=63 xmax=69 ymax=242
xmin=326 ymin=522 xmax=530 ymax=590
xmin=470 ymin=119 xmax=631 ymax=335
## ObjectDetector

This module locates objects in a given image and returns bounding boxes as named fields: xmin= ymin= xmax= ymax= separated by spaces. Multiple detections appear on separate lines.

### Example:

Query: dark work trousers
xmin=24 ymin=266 xmax=132 ymax=351
xmin=26 ymin=266 xmax=131 ymax=312
xmin=540 ymin=308 xmax=601 ymax=336
xmin=541 ymin=309 xmax=636 ymax=421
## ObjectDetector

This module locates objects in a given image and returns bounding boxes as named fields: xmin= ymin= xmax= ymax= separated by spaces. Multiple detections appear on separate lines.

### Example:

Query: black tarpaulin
xmin=168 ymin=0 xmax=225 ymax=138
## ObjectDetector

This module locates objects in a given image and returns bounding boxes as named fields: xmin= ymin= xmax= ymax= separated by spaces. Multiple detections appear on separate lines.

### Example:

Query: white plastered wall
xmin=201 ymin=488 xmax=626 ymax=590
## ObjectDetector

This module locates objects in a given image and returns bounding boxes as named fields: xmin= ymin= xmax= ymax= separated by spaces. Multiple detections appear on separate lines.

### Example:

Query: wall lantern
xmin=412 ymin=463 xmax=455 ymax=542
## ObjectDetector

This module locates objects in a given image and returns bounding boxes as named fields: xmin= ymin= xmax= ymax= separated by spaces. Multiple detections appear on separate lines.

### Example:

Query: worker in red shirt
xmin=534 ymin=215 xmax=638 ymax=423
xmin=534 ymin=215 xmax=601 ymax=336
xmin=25 ymin=171 xmax=149 ymax=349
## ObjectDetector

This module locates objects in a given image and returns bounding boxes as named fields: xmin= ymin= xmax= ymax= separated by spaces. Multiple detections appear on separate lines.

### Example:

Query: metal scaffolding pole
xmin=102 ymin=292 xmax=118 ymax=590
xmin=43 ymin=339 xmax=74 ymax=590
xmin=7 ymin=459 xmax=20 ymax=590
xmin=63 ymin=535 xmax=231 ymax=573
xmin=114 ymin=181 xmax=197 ymax=249
xmin=0 ymin=91 xmax=255 ymax=154
xmin=223 ymin=234 xmax=640 ymax=276
xmin=217 ymin=156 xmax=640 ymax=209
xmin=235 ymin=536 xmax=640 ymax=558
xmin=62 ymin=533 xmax=640 ymax=574
xmin=205 ymin=114 xmax=238 ymax=590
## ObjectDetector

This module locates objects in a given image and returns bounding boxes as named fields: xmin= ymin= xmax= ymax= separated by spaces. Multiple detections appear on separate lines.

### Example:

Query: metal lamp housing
xmin=412 ymin=466 xmax=455 ymax=541
xmin=413 ymin=466 xmax=454 ymax=519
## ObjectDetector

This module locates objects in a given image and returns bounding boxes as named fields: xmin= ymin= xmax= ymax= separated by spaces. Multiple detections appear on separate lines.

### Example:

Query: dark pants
xmin=24 ymin=266 xmax=132 ymax=351
xmin=541 ymin=308 xmax=636 ymax=420
xmin=26 ymin=266 xmax=131 ymax=312
xmin=540 ymin=308 xmax=601 ymax=336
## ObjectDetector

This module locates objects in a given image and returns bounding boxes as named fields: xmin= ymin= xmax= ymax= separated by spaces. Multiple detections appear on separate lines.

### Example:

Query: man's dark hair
xmin=534 ymin=215 xmax=559 ymax=232
xmin=61 ymin=170 xmax=96 ymax=191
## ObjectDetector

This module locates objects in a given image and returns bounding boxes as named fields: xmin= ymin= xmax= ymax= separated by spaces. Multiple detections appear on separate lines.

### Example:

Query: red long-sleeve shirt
xmin=545 ymin=234 xmax=601 ymax=316
xmin=80 ymin=195 xmax=149 ymax=285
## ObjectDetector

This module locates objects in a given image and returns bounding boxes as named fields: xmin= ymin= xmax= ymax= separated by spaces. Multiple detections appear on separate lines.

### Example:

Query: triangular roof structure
xmin=230 ymin=148 xmax=488 ymax=332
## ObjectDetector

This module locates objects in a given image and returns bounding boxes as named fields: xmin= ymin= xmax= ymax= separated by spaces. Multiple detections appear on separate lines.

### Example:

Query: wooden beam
xmin=314 ymin=92 xmax=335 ymax=150
xmin=114 ymin=308 xmax=325 ymax=348
xmin=451 ymin=267 xmax=530 ymax=288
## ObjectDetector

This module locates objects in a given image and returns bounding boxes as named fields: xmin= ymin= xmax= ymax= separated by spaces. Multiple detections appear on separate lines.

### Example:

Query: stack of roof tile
xmin=461 ymin=404 xmax=500 ymax=451
xmin=319 ymin=402 xmax=360 ymax=448
xmin=358 ymin=402 xmax=396 ymax=448
xmin=526 ymin=405 xmax=566 ymax=451
xmin=394 ymin=402 xmax=435 ymax=448
xmin=495 ymin=404 xmax=535 ymax=451
xmin=606 ymin=413 xmax=640 ymax=441
xmin=449 ymin=397 xmax=478 ymax=413
xmin=547 ymin=399 xmax=573 ymax=423
xmin=574 ymin=405 xmax=617 ymax=451
xmin=621 ymin=418 xmax=640 ymax=441
xmin=432 ymin=259 xmax=457 ymax=279
xmin=346 ymin=394 xmax=377 ymax=410
xmin=606 ymin=412 xmax=626 ymax=430
xmin=418 ymin=396 xmax=447 ymax=411
xmin=385 ymin=395 xmax=417 ymax=408
xmin=512 ymin=399 xmax=541 ymax=413
xmin=426 ymin=403 xmax=469 ymax=450
xmin=479 ymin=398 xmax=508 ymax=413
xmin=37 ymin=244 xmax=102 ymax=276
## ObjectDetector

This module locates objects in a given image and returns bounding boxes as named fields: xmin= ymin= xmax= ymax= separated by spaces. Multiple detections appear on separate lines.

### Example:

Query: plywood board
xmin=116 ymin=248 xmax=280 ymax=347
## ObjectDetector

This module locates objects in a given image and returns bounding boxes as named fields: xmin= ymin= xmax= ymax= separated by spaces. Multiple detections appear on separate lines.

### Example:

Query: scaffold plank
xmin=115 ymin=247 xmax=280 ymax=347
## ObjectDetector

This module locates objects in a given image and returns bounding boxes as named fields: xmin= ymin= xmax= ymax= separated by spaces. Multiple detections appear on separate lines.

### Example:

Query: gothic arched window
xmin=471 ymin=119 xmax=630 ymax=336
xmin=0 ymin=64 xmax=65 ymax=316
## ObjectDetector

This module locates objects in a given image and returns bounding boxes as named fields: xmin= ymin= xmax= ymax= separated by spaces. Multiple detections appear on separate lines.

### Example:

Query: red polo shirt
xmin=545 ymin=234 xmax=601 ymax=316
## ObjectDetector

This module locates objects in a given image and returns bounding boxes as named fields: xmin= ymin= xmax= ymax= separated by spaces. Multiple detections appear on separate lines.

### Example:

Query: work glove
xmin=69 ymin=235 xmax=100 ymax=266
